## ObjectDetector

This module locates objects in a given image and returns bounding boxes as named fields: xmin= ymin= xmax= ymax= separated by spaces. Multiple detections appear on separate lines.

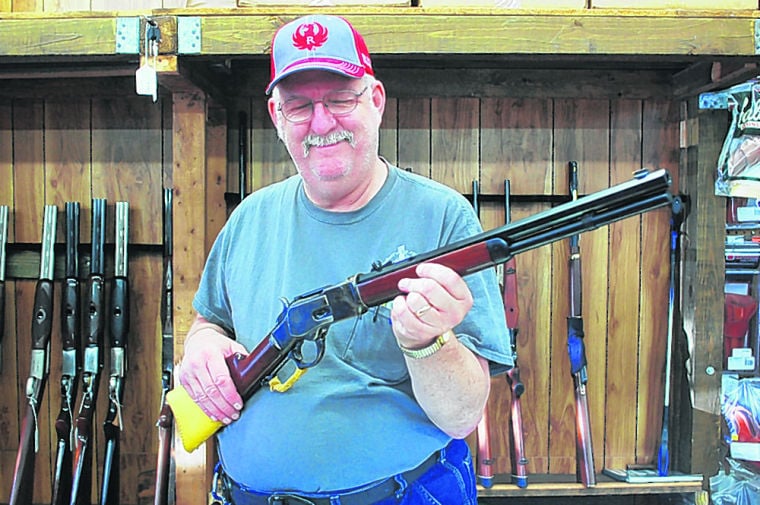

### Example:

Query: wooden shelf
xmin=0 ymin=8 xmax=758 ymax=59
xmin=477 ymin=474 xmax=704 ymax=498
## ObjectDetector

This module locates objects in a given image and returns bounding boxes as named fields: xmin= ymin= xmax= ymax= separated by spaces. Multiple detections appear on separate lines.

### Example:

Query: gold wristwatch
xmin=398 ymin=331 xmax=451 ymax=359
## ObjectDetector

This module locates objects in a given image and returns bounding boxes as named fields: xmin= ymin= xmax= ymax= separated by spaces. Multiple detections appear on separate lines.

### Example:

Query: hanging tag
xmin=135 ymin=63 xmax=158 ymax=102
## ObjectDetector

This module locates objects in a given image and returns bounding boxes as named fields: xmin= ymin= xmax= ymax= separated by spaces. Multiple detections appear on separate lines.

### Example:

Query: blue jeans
xmin=377 ymin=438 xmax=478 ymax=505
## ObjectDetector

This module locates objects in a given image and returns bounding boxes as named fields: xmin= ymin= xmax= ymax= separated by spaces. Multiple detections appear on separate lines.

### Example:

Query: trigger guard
xmin=290 ymin=329 xmax=327 ymax=370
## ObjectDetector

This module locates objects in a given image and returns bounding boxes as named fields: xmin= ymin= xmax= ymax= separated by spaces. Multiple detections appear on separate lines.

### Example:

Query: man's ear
xmin=371 ymin=81 xmax=386 ymax=118
xmin=267 ymin=97 xmax=278 ymax=126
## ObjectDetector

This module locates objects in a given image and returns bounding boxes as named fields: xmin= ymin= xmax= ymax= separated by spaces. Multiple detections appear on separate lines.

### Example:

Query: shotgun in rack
xmin=155 ymin=188 xmax=175 ymax=505
xmin=101 ymin=201 xmax=130 ymax=505
xmin=53 ymin=202 xmax=82 ymax=505
xmin=9 ymin=205 xmax=57 ymax=505
xmin=70 ymin=198 xmax=107 ymax=505
xmin=166 ymin=169 xmax=674 ymax=452
xmin=468 ymin=179 xmax=496 ymax=488
xmin=567 ymin=161 xmax=596 ymax=487
xmin=502 ymin=180 xmax=528 ymax=488
xmin=0 ymin=205 xmax=8 ymax=374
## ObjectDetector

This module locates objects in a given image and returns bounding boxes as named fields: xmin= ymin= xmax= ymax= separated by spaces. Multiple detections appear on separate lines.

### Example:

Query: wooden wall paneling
xmin=635 ymin=99 xmax=680 ymax=469
xmin=605 ymin=99 xmax=643 ymax=471
xmin=12 ymin=100 xmax=45 ymax=243
xmin=10 ymin=0 xmax=43 ymax=12
xmin=480 ymin=98 xmax=554 ymax=196
xmin=252 ymin=97 xmax=294 ymax=190
xmin=227 ymin=101 xmax=246 ymax=203
xmin=206 ymin=106 xmax=227 ymax=255
xmin=92 ymin=97 xmax=163 ymax=245
xmin=397 ymin=97 xmax=431 ymax=178
xmin=172 ymin=91 xmax=212 ymax=505
xmin=550 ymin=98 xmax=611 ymax=476
xmin=379 ymin=97 xmax=398 ymax=167
xmin=0 ymin=0 xmax=9 ymax=12
xmin=430 ymin=97 xmax=479 ymax=193
xmin=479 ymin=97 xmax=555 ymax=475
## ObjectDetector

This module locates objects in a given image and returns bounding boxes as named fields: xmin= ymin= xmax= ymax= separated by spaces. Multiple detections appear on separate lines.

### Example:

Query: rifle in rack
xmin=0 ymin=205 xmax=8 ymax=374
xmin=53 ymin=202 xmax=81 ymax=505
xmin=468 ymin=179 xmax=495 ymax=488
xmin=567 ymin=161 xmax=596 ymax=487
xmin=9 ymin=205 xmax=57 ymax=505
xmin=166 ymin=169 xmax=675 ymax=452
xmin=155 ymin=188 xmax=175 ymax=505
xmin=502 ymin=180 xmax=528 ymax=488
xmin=101 ymin=201 xmax=129 ymax=505
xmin=71 ymin=198 xmax=107 ymax=505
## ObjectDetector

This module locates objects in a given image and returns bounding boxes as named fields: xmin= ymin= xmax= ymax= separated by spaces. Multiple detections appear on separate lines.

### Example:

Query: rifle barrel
xmin=0 ymin=205 xmax=8 ymax=373
xmin=9 ymin=204 xmax=57 ymax=505
xmin=567 ymin=161 xmax=595 ymax=487
xmin=71 ymin=198 xmax=107 ymax=505
xmin=155 ymin=188 xmax=175 ymax=505
xmin=101 ymin=201 xmax=129 ymax=505
xmin=53 ymin=201 xmax=81 ymax=505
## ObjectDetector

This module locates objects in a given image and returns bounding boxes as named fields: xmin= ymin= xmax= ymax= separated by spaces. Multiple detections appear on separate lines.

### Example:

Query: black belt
xmin=227 ymin=450 xmax=439 ymax=505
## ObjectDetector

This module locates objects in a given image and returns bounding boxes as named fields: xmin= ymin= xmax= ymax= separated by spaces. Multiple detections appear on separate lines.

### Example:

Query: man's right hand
xmin=177 ymin=315 xmax=247 ymax=425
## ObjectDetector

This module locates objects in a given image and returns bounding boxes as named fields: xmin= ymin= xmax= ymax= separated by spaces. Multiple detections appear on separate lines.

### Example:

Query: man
xmin=177 ymin=14 xmax=513 ymax=504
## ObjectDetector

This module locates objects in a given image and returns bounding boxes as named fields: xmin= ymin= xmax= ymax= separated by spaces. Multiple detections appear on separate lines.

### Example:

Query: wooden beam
xmin=171 ymin=90 xmax=212 ymax=505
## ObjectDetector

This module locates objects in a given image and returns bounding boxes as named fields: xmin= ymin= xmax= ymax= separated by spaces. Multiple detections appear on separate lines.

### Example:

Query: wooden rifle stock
xmin=155 ymin=188 xmax=175 ymax=505
xmin=53 ymin=202 xmax=81 ymax=505
xmin=567 ymin=161 xmax=595 ymax=487
xmin=0 ymin=205 xmax=7 ymax=374
xmin=9 ymin=205 xmax=57 ymax=505
xmin=101 ymin=202 xmax=129 ymax=505
xmin=71 ymin=198 xmax=107 ymax=505
xmin=171 ymin=169 xmax=674 ymax=451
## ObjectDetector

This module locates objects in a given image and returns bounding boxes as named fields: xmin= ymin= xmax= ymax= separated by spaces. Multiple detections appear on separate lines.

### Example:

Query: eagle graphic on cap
xmin=292 ymin=21 xmax=329 ymax=51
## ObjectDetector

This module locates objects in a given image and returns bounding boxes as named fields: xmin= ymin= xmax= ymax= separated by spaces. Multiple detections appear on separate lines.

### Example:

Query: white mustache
xmin=303 ymin=131 xmax=355 ymax=157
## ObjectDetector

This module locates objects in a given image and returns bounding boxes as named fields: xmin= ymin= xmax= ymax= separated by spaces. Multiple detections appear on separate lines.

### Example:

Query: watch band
xmin=398 ymin=332 xmax=450 ymax=359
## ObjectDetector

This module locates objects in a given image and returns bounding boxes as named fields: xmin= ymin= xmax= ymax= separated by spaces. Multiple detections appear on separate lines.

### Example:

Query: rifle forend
xmin=166 ymin=168 xmax=674 ymax=452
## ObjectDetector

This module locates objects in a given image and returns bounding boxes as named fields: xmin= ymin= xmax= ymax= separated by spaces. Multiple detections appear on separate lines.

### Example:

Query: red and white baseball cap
xmin=266 ymin=15 xmax=374 ymax=95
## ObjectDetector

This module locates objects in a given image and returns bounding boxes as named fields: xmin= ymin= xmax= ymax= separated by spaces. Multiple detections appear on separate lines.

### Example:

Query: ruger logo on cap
xmin=267 ymin=15 xmax=374 ymax=94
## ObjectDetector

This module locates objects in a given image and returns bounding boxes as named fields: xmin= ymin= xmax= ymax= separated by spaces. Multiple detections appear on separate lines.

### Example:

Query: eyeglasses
xmin=278 ymin=86 xmax=369 ymax=124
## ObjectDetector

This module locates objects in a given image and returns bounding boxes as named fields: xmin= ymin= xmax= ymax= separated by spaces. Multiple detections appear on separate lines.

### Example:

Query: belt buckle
xmin=267 ymin=494 xmax=317 ymax=505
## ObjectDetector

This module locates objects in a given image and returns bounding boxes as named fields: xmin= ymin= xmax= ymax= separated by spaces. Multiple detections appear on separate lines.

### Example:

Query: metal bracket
xmin=755 ymin=19 xmax=760 ymax=54
xmin=116 ymin=17 xmax=140 ymax=54
xmin=178 ymin=17 xmax=201 ymax=55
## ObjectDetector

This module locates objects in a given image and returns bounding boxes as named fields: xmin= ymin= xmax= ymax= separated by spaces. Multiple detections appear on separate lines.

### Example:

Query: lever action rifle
xmin=9 ymin=205 xmax=57 ymax=505
xmin=71 ymin=198 xmax=107 ymax=505
xmin=53 ymin=202 xmax=81 ymax=505
xmin=0 ymin=205 xmax=8 ymax=374
xmin=155 ymin=188 xmax=175 ymax=505
xmin=502 ymin=180 xmax=528 ymax=488
xmin=567 ymin=161 xmax=595 ymax=487
xmin=101 ymin=201 xmax=129 ymax=505
xmin=166 ymin=169 xmax=675 ymax=452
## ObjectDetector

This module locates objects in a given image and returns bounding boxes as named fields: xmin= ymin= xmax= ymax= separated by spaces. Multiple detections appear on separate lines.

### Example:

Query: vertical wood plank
xmin=551 ymin=98 xmax=610 ymax=476
xmin=44 ymin=0 xmax=90 ymax=12
xmin=252 ymin=97 xmax=294 ymax=189
xmin=637 ymin=99 xmax=680 ymax=466
xmin=92 ymin=97 xmax=163 ymax=246
xmin=379 ymin=97 xmax=398 ymax=166
xmin=12 ymin=0 xmax=44 ymax=11
xmin=398 ymin=97 xmax=430 ymax=177
xmin=481 ymin=98 xmax=553 ymax=195
xmin=12 ymin=100 xmax=45 ymax=243
xmin=172 ymin=91 xmax=211 ymax=505
xmin=206 ymin=106 xmax=227 ymax=255
xmin=605 ymin=99 xmax=643 ymax=470
xmin=431 ymin=97 xmax=478 ymax=192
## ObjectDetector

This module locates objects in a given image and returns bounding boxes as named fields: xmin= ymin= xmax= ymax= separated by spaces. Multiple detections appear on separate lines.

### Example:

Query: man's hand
xmin=391 ymin=262 xmax=473 ymax=350
xmin=177 ymin=315 xmax=247 ymax=425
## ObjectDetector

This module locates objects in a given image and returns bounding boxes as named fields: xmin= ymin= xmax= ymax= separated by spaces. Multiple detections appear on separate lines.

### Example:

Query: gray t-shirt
xmin=193 ymin=164 xmax=513 ymax=492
